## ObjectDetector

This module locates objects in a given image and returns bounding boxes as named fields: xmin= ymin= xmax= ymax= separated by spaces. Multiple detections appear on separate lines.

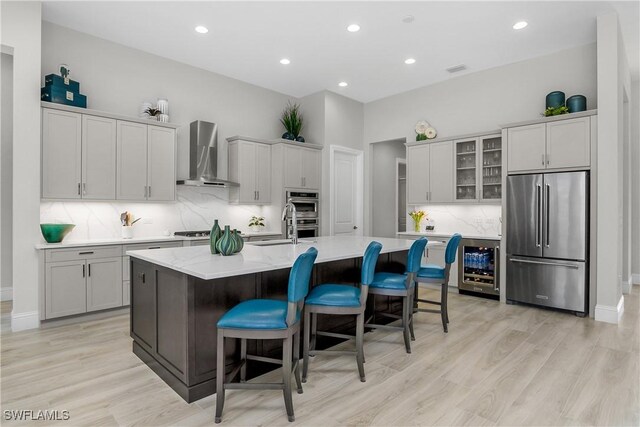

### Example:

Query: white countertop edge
xmin=126 ymin=237 xmax=446 ymax=281
xmin=396 ymin=231 xmax=502 ymax=241
xmin=35 ymin=231 xmax=283 ymax=249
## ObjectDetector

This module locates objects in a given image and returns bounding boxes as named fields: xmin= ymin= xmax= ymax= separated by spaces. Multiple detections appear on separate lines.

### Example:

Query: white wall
xmin=595 ymin=13 xmax=631 ymax=323
xmin=1 ymin=1 xmax=42 ymax=330
xmin=1 ymin=52 xmax=13 ymax=301
xmin=632 ymin=78 xmax=640 ymax=283
xmin=363 ymin=43 xmax=598 ymax=234
xmin=41 ymin=22 xmax=294 ymax=182
xmin=371 ymin=140 xmax=405 ymax=237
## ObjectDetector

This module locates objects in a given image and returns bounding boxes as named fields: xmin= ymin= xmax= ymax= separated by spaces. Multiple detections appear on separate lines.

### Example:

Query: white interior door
xmin=331 ymin=147 xmax=363 ymax=236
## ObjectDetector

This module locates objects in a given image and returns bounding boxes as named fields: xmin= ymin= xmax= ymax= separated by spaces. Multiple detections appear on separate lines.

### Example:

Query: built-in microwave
xmin=286 ymin=218 xmax=319 ymax=239
xmin=285 ymin=191 xmax=319 ymax=219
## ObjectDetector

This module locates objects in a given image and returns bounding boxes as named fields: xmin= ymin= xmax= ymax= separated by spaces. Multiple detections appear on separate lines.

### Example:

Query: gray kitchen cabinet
xmin=147 ymin=126 xmax=176 ymax=201
xmin=42 ymin=108 xmax=82 ymax=199
xmin=123 ymin=281 xmax=131 ymax=306
xmin=117 ymin=121 xmax=176 ymax=201
xmin=407 ymin=141 xmax=453 ymax=204
xmin=45 ymin=260 xmax=87 ymax=318
xmin=406 ymin=144 xmax=430 ymax=204
xmin=228 ymin=139 xmax=271 ymax=204
xmin=506 ymin=115 xmax=591 ymax=173
xmin=117 ymin=121 xmax=148 ymax=200
xmin=282 ymin=145 xmax=321 ymax=189
xmin=82 ymin=115 xmax=117 ymax=199
xmin=454 ymin=134 xmax=503 ymax=202
xmin=87 ymin=257 xmax=123 ymax=311
xmin=546 ymin=117 xmax=590 ymax=169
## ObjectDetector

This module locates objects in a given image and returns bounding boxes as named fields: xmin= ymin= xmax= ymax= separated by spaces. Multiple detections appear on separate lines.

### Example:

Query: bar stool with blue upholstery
xmin=365 ymin=237 xmax=428 ymax=354
xmin=302 ymin=241 xmax=383 ymax=383
xmin=215 ymin=247 xmax=318 ymax=423
xmin=414 ymin=233 xmax=462 ymax=333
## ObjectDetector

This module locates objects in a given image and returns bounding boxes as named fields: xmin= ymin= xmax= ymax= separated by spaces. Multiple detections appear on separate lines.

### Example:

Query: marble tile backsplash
xmin=40 ymin=187 xmax=282 ymax=242
xmin=410 ymin=204 xmax=502 ymax=237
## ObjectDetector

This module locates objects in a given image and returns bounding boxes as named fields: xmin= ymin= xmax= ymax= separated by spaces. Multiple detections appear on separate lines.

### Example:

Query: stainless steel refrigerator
xmin=506 ymin=171 xmax=588 ymax=315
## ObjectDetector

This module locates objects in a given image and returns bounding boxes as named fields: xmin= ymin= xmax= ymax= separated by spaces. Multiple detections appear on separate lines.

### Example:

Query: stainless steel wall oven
xmin=284 ymin=190 xmax=319 ymax=238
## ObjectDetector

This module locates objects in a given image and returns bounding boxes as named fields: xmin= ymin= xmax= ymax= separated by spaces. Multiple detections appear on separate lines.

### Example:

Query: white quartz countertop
xmin=35 ymin=231 xmax=283 ymax=249
xmin=126 ymin=236 xmax=445 ymax=280
xmin=396 ymin=231 xmax=502 ymax=241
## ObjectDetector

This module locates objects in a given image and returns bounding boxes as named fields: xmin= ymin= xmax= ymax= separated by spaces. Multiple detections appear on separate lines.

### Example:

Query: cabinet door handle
xmin=148 ymin=186 xmax=151 ymax=197
xmin=82 ymin=264 xmax=85 ymax=278
xmin=82 ymin=183 xmax=86 ymax=195
xmin=541 ymin=154 xmax=545 ymax=166
xmin=546 ymin=155 xmax=550 ymax=166
xmin=148 ymin=246 xmax=161 ymax=250
xmin=88 ymin=264 xmax=91 ymax=277
xmin=140 ymin=273 xmax=146 ymax=283
xmin=257 ymin=190 xmax=260 ymax=200
xmin=78 ymin=251 xmax=94 ymax=255
xmin=77 ymin=183 xmax=81 ymax=195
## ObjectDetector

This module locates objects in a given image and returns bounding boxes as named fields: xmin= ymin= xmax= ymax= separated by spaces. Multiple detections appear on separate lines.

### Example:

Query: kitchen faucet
xmin=282 ymin=198 xmax=298 ymax=245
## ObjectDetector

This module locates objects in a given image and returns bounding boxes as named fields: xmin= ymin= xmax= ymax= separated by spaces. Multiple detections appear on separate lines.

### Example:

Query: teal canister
xmin=566 ymin=95 xmax=586 ymax=113
xmin=545 ymin=91 xmax=565 ymax=109
xmin=231 ymin=229 xmax=244 ymax=253
xmin=216 ymin=226 xmax=237 ymax=256
xmin=210 ymin=219 xmax=222 ymax=254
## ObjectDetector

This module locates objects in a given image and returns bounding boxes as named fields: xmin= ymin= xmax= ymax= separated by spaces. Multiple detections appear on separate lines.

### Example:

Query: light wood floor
xmin=1 ymin=287 xmax=638 ymax=426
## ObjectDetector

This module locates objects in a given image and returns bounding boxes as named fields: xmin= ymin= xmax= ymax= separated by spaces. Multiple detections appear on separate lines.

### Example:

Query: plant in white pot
xmin=248 ymin=216 xmax=265 ymax=232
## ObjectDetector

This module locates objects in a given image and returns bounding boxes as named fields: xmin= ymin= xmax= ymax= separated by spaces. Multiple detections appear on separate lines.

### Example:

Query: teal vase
xmin=210 ymin=219 xmax=222 ymax=254
xmin=231 ymin=229 xmax=244 ymax=253
xmin=216 ymin=226 xmax=236 ymax=256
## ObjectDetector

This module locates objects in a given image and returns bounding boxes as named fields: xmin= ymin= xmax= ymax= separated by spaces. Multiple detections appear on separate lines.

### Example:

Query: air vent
xmin=446 ymin=64 xmax=467 ymax=74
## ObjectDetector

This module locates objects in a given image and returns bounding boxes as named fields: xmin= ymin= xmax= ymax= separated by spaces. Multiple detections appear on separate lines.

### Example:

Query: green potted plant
xmin=280 ymin=101 xmax=305 ymax=142
xmin=248 ymin=215 xmax=265 ymax=232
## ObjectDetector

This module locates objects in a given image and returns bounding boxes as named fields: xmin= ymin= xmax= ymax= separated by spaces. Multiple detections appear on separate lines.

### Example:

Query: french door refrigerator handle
xmin=536 ymin=184 xmax=542 ymax=247
xmin=494 ymin=246 xmax=500 ymax=292
xmin=508 ymin=257 xmax=579 ymax=269
xmin=545 ymin=183 xmax=550 ymax=248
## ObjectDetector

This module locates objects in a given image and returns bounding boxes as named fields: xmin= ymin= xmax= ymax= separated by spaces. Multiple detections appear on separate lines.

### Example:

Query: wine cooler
xmin=458 ymin=238 xmax=500 ymax=297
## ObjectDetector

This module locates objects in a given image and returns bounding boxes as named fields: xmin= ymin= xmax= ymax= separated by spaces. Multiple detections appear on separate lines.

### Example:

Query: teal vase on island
xmin=210 ymin=219 xmax=222 ymax=254
xmin=232 ymin=229 xmax=244 ymax=253
xmin=216 ymin=225 xmax=237 ymax=256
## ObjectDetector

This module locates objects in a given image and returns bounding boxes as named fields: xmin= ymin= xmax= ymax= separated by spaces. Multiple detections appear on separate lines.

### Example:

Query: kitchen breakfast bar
xmin=127 ymin=236 xmax=439 ymax=402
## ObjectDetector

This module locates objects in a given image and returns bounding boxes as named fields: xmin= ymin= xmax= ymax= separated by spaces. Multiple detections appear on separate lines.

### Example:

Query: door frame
xmin=329 ymin=145 xmax=364 ymax=236
xmin=395 ymin=158 xmax=407 ymax=234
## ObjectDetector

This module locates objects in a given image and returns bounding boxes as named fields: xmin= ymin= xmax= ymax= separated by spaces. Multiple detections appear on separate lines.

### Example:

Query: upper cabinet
xmin=454 ymin=134 xmax=502 ymax=202
xmin=228 ymin=139 xmax=271 ymax=204
xmin=41 ymin=103 xmax=177 ymax=201
xmin=407 ymin=140 xmax=454 ymax=204
xmin=42 ymin=109 xmax=83 ymax=199
xmin=282 ymin=145 xmax=321 ymax=189
xmin=506 ymin=114 xmax=593 ymax=173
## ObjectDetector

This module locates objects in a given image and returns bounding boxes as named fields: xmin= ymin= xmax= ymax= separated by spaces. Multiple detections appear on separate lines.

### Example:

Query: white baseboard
xmin=633 ymin=273 xmax=640 ymax=285
xmin=594 ymin=296 xmax=624 ymax=324
xmin=0 ymin=286 xmax=12 ymax=301
xmin=622 ymin=276 xmax=632 ymax=294
xmin=11 ymin=310 xmax=40 ymax=332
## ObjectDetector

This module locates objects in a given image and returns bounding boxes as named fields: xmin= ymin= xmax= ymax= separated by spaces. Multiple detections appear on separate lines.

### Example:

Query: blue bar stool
xmin=365 ymin=237 xmax=428 ymax=354
xmin=414 ymin=233 xmax=462 ymax=333
xmin=302 ymin=241 xmax=382 ymax=383
xmin=215 ymin=247 xmax=318 ymax=423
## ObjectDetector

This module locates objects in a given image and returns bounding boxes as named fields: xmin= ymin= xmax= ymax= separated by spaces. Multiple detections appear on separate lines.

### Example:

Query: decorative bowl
xmin=40 ymin=223 xmax=76 ymax=243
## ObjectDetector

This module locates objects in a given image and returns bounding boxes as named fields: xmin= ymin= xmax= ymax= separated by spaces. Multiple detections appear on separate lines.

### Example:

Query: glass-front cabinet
xmin=454 ymin=134 xmax=502 ymax=202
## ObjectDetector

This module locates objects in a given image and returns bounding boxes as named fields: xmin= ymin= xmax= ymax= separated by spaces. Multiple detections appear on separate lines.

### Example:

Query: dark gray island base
xmin=130 ymin=250 xmax=408 ymax=403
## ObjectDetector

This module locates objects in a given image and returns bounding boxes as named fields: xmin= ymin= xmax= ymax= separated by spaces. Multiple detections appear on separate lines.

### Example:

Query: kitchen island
xmin=127 ymin=236 xmax=440 ymax=402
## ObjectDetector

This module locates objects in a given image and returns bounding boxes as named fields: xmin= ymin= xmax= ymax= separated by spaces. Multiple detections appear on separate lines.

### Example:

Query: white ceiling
xmin=42 ymin=1 xmax=639 ymax=103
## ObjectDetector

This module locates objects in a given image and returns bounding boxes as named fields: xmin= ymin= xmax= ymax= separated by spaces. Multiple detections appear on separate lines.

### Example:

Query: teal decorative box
xmin=566 ymin=95 xmax=587 ymax=113
xmin=545 ymin=91 xmax=565 ymax=109
xmin=44 ymin=74 xmax=80 ymax=93
xmin=41 ymin=86 xmax=87 ymax=108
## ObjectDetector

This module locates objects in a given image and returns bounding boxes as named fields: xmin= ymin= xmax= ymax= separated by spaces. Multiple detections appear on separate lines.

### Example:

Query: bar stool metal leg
xmin=293 ymin=331 xmax=303 ymax=394
xmin=215 ymin=330 xmax=225 ymax=424
xmin=302 ymin=310 xmax=310 ymax=383
xmin=440 ymin=283 xmax=448 ymax=333
xmin=240 ymin=338 xmax=247 ymax=382
xmin=282 ymin=334 xmax=295 ymax=422
xmin=408 ymin=289 xmax=416 ymax=341
xmin=356 ymin=314 xmax=365 ymax=382
xmin=402 ymin=296 xmax=412 ymax=353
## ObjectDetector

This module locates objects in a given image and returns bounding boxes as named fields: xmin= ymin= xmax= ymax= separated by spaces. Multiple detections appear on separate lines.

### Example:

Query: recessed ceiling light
xmin=194 ymin=25 xmax=208 ymax=34
xmin=513 ymin=21 xmax=528 ymax=30
xmin=347 ymin=24 xmax=360 ymax=33
xmin=402 ymin=15 xmax=415 ymax=24
xmin=279 ymin=58 xmax=291 ymax=65
xmin=338 ymin=81 xmax=348 ymax=87
xmin=404 ymin=58 xmax=416 ymax=65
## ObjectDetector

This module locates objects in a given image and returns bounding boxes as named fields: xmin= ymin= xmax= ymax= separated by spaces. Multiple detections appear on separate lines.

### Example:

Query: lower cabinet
xmin=45 ymin=256 xmax=123 ymax=319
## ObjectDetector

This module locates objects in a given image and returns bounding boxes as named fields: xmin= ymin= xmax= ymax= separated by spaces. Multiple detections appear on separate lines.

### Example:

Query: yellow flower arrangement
xmin=408 ymin=210 xmax=427 ymax=232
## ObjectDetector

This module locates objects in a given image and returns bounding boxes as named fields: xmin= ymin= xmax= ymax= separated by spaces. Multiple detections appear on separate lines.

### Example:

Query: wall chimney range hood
xmin=177 ymin=121 xmax=239 ymax=188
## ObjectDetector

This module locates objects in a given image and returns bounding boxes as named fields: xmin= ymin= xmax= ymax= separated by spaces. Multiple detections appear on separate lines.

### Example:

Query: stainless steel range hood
xmin=176 ymin=121 xmax=239 ymax=188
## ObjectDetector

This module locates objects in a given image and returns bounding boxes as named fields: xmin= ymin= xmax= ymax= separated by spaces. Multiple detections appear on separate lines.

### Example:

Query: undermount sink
xmin=248 ymin=239 xmax=317 ymax=247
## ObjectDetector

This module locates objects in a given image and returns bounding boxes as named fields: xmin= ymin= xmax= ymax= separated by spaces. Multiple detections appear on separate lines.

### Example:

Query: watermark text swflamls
xmin=3 ymin=410 xmax=70 ymax=421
